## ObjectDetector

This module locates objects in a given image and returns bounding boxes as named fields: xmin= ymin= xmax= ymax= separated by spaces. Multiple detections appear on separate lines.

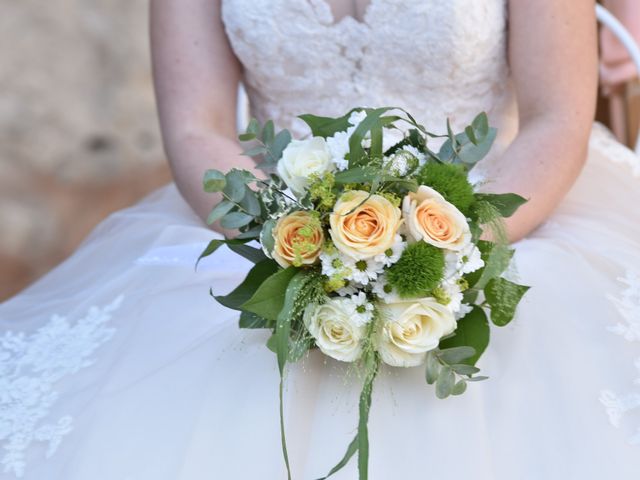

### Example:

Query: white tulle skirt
xmin=2 ymin=125 xmax=640 ymax=479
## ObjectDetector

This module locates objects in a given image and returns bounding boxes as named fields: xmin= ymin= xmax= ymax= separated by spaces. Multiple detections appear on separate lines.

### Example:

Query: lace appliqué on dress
xmin=0 ymin=296 xmax=122 ymax=478
xmin=601 ymin=271 xmax=640 ymax=445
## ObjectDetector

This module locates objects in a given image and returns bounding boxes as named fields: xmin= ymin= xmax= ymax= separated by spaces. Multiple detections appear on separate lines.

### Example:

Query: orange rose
xmin=329 ymin=190 xmax=402 ymax=260
xmin=272 ymin=211 xmax=324 ymax=267
xmin=402 ymin=186 xmax=470 ymax=251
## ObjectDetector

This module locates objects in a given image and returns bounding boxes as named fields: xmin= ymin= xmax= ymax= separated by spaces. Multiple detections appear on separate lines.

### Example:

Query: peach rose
xmin=329 ymin=190 xmax=402 ymax=260
xmin=272 ymin=211 xmax=324 ymax=268
xmin=402 ymin=186 xmax=470 ymax=251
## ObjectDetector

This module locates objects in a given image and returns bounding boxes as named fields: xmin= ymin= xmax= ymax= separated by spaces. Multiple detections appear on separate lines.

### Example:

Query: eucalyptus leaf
xmin=452 ymin=380 xmax=468 ymax=396
xmin=451 ymin=364 xmax=481 ymax=376
xmin=485 ymin=277 xmax=530 ymax=327
xmin=242 ymin=145 xmax=268 ymax=157
xmin=435 ymin=365 xmax=455 ymax=399
xmin=220 ymin=212 xmax=254 ymax=229
xmin=265 ymin=129 xmax=292 ymax=165
xmin=236 ymin=225 xmax=263 ymax=240
xmin=238 ymin=132 xmax=256 ymax=142
xmin=425 ymin=351 xmax=441 ymax=385
xmin=203 ymin=169 xmax=226 ymax=193
xmin=262 ymin=120 xmax=275 ymax=144
xmin=437 ymin=346 xmax=476 ymax=365
xmin=439 ymin=307 xmax=490 ymax=366
xmin=224 ymin=169 xmax=254 ymax=203
xmin=465 ymin=376 xmax=490 ymax=382
xmin=239 ymin=190 xmax=262 ymax=216
xmin=206 ymin=200 xmax=235 ymax=225
xmin=246 ymin=117 xmax=261 ymax=136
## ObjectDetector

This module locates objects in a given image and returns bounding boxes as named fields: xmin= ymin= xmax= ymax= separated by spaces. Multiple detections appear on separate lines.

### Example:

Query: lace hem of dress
xmin=600 ymin=270 xmax=640 ymax=445
xmin=0 ymin=296 xmax=122 ymax=478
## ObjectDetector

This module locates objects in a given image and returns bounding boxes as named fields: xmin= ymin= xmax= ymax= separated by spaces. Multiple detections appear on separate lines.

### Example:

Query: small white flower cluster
xmin=440 ymin=243 xmax=484 ymax=318
xmin=320 ymin=235 xmax=405 ymax=293
xmin=326 ymin=111 xmax=368 ymax=171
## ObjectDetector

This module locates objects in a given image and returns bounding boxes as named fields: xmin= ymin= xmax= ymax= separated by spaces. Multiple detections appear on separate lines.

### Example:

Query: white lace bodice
xmin=221 ymin=0 xmax=517 ymax=147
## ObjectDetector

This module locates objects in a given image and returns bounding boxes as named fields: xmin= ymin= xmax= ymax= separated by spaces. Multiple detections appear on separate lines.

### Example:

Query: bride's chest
xmin=221 ymin=0 xmax=508 ymax=86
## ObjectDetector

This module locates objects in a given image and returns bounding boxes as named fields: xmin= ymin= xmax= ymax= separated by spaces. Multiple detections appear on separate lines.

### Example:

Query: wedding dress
xmin=2 ymin=0 xmax=640 ymax=478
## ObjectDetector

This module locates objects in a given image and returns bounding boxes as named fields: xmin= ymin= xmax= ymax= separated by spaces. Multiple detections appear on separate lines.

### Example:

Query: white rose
xmin=304 ymin=298 xmax=367 ymax=362
xmin=276 ymin=137 xmax=333 ymax=196
xmin=402 ymin=185 xmax=471 ymax=251
xmin=376 ymin=298 xmax=456 ymax=367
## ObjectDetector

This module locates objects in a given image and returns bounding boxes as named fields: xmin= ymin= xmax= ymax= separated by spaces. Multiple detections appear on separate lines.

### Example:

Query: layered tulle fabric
xmin=1 ymin=124 xmax=639 ymax=479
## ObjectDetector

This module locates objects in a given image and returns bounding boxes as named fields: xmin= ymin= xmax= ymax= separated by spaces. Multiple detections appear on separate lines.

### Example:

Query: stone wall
xmin=0 ymin=0 xmax=170 ymax=300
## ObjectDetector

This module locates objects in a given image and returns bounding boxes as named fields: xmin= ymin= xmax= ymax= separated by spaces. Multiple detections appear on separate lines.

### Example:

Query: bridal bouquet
xmin=199 ymin=107 xmax=528 ymax=479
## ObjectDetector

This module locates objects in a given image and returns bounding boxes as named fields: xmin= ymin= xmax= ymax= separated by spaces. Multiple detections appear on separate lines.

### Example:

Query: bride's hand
xmin=150 ymin=0 xmax=254 ymax=236
xmin=480 ymin=0 xmax=598 ymax=243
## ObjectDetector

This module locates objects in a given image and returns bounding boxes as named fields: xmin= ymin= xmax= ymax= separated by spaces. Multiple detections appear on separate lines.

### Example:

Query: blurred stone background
xmin=0 ymin=0 xmax=171 ymax=299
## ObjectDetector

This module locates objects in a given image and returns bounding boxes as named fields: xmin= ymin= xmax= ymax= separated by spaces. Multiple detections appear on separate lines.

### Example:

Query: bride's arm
xmin=150 ymin=0 xmax=254 ymax=229
xmin=483 ymin=0 xmax=598 ymax=242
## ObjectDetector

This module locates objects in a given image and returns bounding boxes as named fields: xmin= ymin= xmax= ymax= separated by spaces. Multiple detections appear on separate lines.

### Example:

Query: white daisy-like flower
xmin=460 ymin=245 xmax=484 ymax=274
xmin=371 ymin=274 xmax=399 ymax=303
xmin=326 ymin=130 xmax=351 ymax=171
xmin=455 ymin=303 xmax=474 ymax=320
xmin=374 ymin=234 xmax=406 ymax=267
xmin=401 ymin=145 xmax=427 ymax=167
xmin=440 ymin=278 xmax=464 ymax=314
xmin=348 ymin=257 xmax=385 ymax=285
xmin=344 ymin=291 xmax=375 ymax=326
xmin=444 ymin=251 xmax=462 ymax=278
xmin=382 ymin=129 xmax=405 ymax=151
xmin=336 ymin=282 xmax=359 ymax=297
xmin=348 ymin=110 xmax=368 ymax=126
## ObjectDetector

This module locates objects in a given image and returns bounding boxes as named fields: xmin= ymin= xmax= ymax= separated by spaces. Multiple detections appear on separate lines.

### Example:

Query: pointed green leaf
xmin=439 ymin=306 xmax=490 ymax=366
xmin=227 ymin=242 xmax=267 ymax=264
xmin=474 ymin=193 xmax=528 ymax=218
xmin=215 ymin=259 xmax=279 ymax=310
xmin=241 ymin=267 xmax=298 ymax=321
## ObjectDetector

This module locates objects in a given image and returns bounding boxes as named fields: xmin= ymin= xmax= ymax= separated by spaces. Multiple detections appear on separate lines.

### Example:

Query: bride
xmin=2 ymin=0 xmax=639 ymax=478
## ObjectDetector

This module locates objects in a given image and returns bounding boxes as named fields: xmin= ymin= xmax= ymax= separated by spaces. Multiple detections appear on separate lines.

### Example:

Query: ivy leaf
xmin=215 ymin=259 xmax=279 ymax=310
xmin=485 ymin=277 xmax=530 ymax=326
xmin=203 ymin=169 xmax=226 ymax=193
xmin=439 ymin=307 xmax=490 ymax=366
xmin=206 ymin=200 xmax=235 ymax=225
xmin=241 ymin=267 xmax=298 ymax=321
xmin=474 ymin=193 xmax=528 ymax=218
xmin=260 ymin=219 xmax=277 ymax=257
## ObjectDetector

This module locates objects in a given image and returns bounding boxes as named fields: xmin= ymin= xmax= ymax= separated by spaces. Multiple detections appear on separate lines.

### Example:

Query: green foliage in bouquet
xmin=197 ymin=107 xmax=529 ymax=480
